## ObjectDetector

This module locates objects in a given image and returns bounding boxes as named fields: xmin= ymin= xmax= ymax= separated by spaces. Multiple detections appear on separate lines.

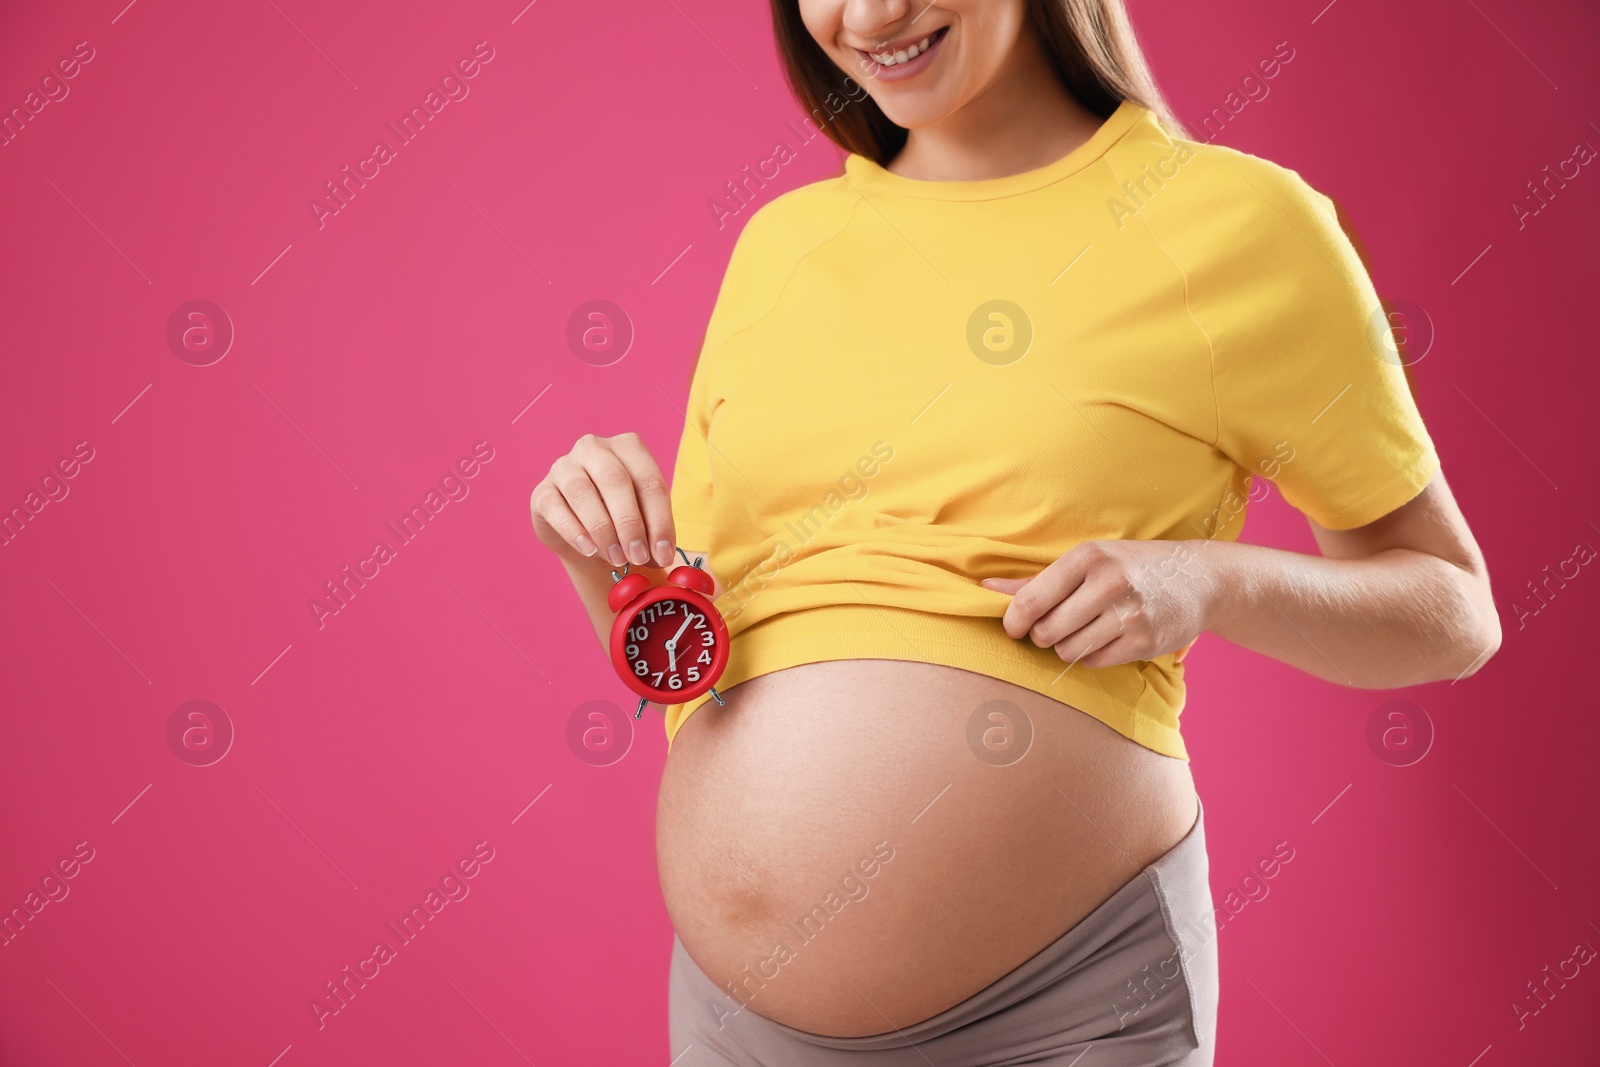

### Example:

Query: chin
xmin=866 ymin=95 xmax=957 ymax=131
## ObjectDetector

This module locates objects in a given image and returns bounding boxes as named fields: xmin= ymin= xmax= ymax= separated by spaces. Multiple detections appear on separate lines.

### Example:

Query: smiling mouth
xmin=859 ymin=24 xmax=950 ymax=68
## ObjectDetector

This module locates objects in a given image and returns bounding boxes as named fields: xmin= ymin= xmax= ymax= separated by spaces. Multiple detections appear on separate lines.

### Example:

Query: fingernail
xmin=628 ymin=538 xmax=649 ymax=565
xmin=655 ymin=539 xmax=674 ymax=566
xmin=606 ymin=544 xmax=626 ymax=567
xmin=576 ymin=534 xmax=598 ymax=556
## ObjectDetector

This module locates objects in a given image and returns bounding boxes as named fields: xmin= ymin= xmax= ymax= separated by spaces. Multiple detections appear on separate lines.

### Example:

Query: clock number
xmin=619 ymin=599 xmax=719 ymax=697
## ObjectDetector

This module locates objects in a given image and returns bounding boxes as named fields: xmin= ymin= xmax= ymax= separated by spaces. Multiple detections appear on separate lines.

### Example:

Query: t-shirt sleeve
xmin=1208 ymin=165 xmax=1442 ymax=531
xmin=667 ymin=212 xmax=771 ymax=553
xmin=669 ymin=346 xmax=716 ymax=552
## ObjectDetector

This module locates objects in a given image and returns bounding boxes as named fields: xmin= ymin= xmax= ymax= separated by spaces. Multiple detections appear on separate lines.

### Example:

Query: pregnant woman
xmin=531 ymin=0 xmax=1501 ymax=1062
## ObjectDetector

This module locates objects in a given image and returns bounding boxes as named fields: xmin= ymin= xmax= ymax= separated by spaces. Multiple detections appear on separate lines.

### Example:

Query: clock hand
xmin=665 ymin=614 xmax=693 ymax=672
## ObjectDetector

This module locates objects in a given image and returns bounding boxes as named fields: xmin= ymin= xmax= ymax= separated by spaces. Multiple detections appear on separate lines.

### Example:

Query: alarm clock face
xmin=619 ymin=594 xmax=722 ymax=698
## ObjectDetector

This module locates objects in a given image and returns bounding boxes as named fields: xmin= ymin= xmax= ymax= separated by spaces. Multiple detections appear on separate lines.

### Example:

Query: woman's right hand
xmin=530 ymin=432 xmax=679 ymax=570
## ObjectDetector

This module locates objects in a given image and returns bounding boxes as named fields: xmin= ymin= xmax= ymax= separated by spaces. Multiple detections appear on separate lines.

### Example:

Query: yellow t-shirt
xmin=663 ymin=100 xmax=1440 ymax=760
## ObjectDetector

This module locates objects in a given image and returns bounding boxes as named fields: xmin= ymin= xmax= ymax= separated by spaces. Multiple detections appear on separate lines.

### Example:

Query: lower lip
xmin=860 ymin=27 xmax=948 ymax=83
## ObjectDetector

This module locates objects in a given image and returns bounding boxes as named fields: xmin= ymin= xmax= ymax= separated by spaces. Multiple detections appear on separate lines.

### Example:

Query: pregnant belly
xmin=656 ymin=658 xmax=1199 ymax=1038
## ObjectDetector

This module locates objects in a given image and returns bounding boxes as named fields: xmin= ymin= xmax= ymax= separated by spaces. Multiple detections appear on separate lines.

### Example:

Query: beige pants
xmin=668 ymin=796 xmax=1217 ymax=1066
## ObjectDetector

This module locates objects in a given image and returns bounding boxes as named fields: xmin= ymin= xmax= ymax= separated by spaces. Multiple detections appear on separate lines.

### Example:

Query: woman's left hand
xmin=979 ymin=539 xmax=1210 ymax=668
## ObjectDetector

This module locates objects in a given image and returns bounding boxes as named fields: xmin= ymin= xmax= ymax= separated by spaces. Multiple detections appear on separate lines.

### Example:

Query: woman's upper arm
xmin=1309 ymin=468 xmax=1477 ymax=568
xmin=1200 ymin=161 xmax=1443 ymax=534
xmin=1308 ymin=468 xmax=1499 ymax=652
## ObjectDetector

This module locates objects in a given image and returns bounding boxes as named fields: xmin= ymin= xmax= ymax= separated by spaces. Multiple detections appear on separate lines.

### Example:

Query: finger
xmin=582 ymin=445 xmax=654 ymax=567
xmin=531 ymin=481 xmax=598 ymax=557
xmin=1026 ymin=577 xmax=1115 ymax=648
xmin=607 ymin=432 xmax=677 ymax=568
xmin=979 ymin=577 xmax=1028 ymax=594
xmin=553 ymin=461 xmax=626 ymax=567
xmin=1078 ymin=631 xmax=1145 ymax=669
xmin=1050 ymin=610 xmax=1130 ymax=668
xmin=1002 ymin=549 xmax=1097 ymax=638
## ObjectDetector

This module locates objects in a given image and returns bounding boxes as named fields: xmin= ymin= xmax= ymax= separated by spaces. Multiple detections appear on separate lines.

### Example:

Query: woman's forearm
xmin=1188 ymin=538 xmax=1502 ymax=688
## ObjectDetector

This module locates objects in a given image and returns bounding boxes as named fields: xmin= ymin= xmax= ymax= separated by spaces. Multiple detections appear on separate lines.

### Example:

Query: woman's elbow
xmin=1447 ymin=606 xmax=1502 ymax=680
xmin=1438 ymin=565 xmax=1502 ymax=682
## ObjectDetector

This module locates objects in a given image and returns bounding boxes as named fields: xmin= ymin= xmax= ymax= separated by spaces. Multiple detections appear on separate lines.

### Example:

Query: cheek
xmin=796 ymin=1 xmax=841 ymax=56
xmin=947 ymin=8 xmax=1027 ymax=106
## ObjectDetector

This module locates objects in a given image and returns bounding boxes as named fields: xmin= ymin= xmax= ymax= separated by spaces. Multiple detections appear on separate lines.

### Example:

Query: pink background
xmin=2 ymin=0 xmax=1597 ymax=1063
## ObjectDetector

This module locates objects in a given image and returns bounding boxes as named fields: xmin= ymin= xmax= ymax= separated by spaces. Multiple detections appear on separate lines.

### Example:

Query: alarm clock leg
xmin=635 ymin=697 xmax=649 ymax=720
xmin=709 ymin=687 xmax=725 ymax=707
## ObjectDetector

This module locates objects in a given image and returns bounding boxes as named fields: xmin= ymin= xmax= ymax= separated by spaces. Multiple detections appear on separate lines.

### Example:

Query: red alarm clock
xmin=608 ymin=547 xmax=729 ymax=719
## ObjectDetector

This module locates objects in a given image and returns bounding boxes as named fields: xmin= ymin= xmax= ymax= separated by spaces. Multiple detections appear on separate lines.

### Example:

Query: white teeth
xmin=874 ymin=33 xmax=935 ymax=66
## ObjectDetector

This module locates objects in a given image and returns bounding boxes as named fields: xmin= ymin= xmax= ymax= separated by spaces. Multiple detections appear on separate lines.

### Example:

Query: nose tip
xmin=840 ymin=0 xmax=916 ymax=47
